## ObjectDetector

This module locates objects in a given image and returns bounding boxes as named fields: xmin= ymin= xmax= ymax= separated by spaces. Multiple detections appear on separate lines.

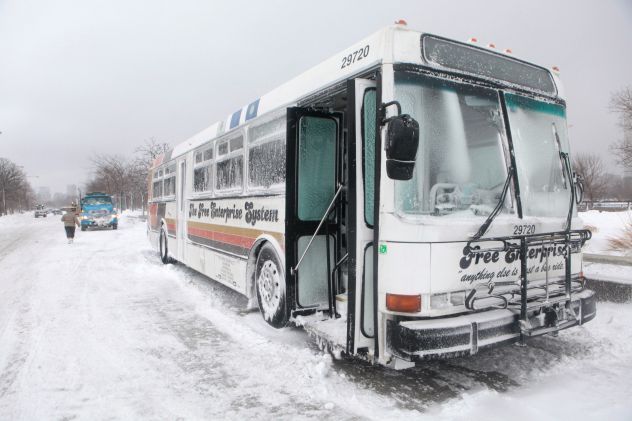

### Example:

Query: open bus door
xmin=286 ymin=108 xmax=343 ymax=315
xmin=347 ymin=78 xmax=377 ymax=357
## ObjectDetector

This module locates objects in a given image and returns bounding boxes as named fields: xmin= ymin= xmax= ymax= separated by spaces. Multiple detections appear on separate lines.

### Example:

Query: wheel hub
xmin=258 ymin=260 xmax=280 ymax=308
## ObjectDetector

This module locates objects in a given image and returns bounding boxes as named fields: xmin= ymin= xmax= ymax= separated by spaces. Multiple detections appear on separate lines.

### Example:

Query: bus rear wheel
xmin=255 ymin=243 xmax=288 ymax=328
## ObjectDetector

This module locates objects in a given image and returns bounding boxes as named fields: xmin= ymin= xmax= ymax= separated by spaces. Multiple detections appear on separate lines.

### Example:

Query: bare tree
xmin=85 ymin=139 xmax=171 ymax=213
xmin=573 ymin=153 xmax=608 ymax=202
xmin=0 ymin=157 xmax=34 ymax=215
xmin=609 ymin=87 xmax=632 ymax=167
xmin=135 ymin=138 xmax=171 ymax=163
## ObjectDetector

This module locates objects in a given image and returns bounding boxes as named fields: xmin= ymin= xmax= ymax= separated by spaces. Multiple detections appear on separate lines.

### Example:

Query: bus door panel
xmin=177 ymin=159 xmax=187 ymax=262
xmin=286 ymin=108 xmax=342 ymax=311
xmin=349 ymin=78 xmax=377 ymax=354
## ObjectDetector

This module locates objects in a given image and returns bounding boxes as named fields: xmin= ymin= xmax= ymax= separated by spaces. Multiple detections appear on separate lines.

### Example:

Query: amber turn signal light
xmin=386 ymin=293 xmax=421 ymax=313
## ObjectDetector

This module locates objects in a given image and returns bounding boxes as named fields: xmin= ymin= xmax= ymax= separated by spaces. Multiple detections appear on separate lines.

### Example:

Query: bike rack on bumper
xmin=387 ymin=229 xmax=596 ymax=360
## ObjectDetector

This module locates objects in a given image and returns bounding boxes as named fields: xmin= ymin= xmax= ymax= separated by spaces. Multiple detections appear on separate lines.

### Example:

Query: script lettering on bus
xmin=458 ymin=244 xmax=569 ymax=284
xmin=188 ymin=201 xmax=279 ymax=227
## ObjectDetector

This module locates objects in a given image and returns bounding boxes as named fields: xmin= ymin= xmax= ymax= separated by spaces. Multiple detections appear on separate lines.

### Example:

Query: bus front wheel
xmin=255 ymin=243 xmax=288 ymax=328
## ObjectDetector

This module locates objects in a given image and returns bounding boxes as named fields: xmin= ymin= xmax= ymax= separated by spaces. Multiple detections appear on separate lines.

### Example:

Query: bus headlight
xmin=429 ymin=291 xmax=466 ymax=309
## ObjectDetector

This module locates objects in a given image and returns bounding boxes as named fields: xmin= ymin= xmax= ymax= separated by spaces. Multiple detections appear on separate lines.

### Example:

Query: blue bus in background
xmin=80 ymin=192 xmax=118 ymax=231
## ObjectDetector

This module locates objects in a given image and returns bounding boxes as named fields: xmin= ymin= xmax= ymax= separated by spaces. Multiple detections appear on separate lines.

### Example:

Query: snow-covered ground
xmin=0 ymin=213 xmax=631 ymax=420
xmin=579 ymin=210 xmax=632 ymax=282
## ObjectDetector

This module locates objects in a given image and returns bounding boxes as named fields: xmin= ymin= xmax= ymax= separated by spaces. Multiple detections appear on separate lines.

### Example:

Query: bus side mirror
xmin=385 ymin=114 xmax=419 ymax=180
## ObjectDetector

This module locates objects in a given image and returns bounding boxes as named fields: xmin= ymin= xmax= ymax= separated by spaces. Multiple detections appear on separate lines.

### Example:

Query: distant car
xmin=34 ymin=205 xmax=47 ymax=218
xmin=52 ymin=209 xmax=62 ymax=215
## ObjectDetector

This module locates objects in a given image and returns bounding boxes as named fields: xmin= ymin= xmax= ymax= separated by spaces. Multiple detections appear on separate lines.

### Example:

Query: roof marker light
xmin=552 ymin=66 xmax=560 ymax=73
xmin=504 ymin=48 xmax=513 ymax=54
xmin=487 ymin=43 xmax=496 ymax=49
xmin=395 ymin=19 xmax=407 ymax=26
xmin=468 ymin=37 xmax=478 ymax=43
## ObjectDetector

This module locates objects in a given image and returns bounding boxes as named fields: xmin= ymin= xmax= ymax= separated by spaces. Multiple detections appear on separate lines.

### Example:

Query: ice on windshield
xmin=394 ymin=73 xmax=511 ymax=218
xmin=505 ymin=93 xmax=571 ymax=218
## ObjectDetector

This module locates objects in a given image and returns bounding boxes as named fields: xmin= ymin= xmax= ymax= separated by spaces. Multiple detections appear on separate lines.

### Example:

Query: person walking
xmin=61 ymin=207 xmax=80 ymax=244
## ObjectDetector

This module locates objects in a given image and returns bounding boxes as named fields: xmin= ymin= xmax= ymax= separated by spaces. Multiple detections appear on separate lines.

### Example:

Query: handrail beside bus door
xmin=290 ymin=183 xmax=344 ymax=276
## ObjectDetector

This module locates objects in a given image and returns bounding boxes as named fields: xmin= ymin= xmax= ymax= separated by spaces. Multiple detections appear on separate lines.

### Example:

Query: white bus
xmin=148 ymin=23 xmax=595 ymax=369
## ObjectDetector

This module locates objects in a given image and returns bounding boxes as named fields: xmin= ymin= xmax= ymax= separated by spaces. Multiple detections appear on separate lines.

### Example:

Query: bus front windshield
xmin=393 ymin=72 xmax=573 ymax=221
xmin=394 ymin=73 xmax=511 ymax=218
xmin=504 ymin=93 xmax=571 ymax=218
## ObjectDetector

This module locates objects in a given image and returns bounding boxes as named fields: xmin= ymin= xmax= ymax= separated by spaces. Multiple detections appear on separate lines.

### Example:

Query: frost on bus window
xmin=249 ymin=140 xmax=286 ymax=188
xmin=218 ymin=142 xmax=229 ymax=156
xmin=194 ymin=166 xmax=211 ymax=192
xmin=250 ymin=116 xmax=284 ymax=141
xmin=164 ymin=176 xmax=176 ymax=196
xmin=152 ymin=180 xmax=163 ymax=198
xmin=505 ymin=93 xmax=570 ymax=218
xmin=203 ymin=148 xmax=213 ymax=161
xmin=230 ymin=137 xmax=243 ymax=152
xmin=216 ymin=157 xmax=243 ymax=191
xmin=363 ymin=89 xmax=376 ymax=226
xmin=298 ymin=116 xmax=336 ymax=221
xmin=394 ymin=73 xmax=510 ymax=217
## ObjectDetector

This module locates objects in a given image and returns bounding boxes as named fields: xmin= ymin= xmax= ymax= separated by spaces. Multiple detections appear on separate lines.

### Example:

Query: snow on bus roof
xmin=162 ymin=24 xmax=561 ymax=165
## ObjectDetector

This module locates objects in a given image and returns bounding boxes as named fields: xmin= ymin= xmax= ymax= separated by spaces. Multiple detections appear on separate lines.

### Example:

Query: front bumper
xmin=81 ymin=217 xmax=118 ymax=227
xmin=387 ymin=289 xmax=596 ymax=360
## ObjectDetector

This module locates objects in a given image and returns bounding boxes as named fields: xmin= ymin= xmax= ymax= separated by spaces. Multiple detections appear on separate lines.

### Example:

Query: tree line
xmin=572 ymin=86 xmax=632 ymax=203
xmin=0 ymin=158 xmax=36 ymax=215
xmin=86 ymin=138 xmax=170 ymax=212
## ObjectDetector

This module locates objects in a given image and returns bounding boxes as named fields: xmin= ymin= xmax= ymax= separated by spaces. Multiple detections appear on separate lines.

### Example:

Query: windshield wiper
xmin=552 ymin=123 xmax=575 ymax=232
xmin=471 ymin=168 xmax=513 ymax=240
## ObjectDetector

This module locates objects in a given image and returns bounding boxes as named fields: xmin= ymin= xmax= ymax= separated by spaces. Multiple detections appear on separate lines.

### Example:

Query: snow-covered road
xmin=0 ymin=213 xmax=631 ymax=420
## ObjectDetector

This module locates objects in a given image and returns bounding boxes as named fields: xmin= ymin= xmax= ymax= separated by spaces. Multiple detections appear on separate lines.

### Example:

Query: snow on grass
xmin=580 ymin=210 xmax=632 ymax=256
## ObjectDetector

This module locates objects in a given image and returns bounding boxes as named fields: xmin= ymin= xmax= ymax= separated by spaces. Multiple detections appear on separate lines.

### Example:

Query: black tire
xmin=159 ymin=228 xmax=172 ymax=264
xmin=255 ymin=243 xmax=288 ymax=328
xmin=81 ymin=226 xmax=87 ymax=232
xmin=112 ymin=224 xmax=118 ymax=230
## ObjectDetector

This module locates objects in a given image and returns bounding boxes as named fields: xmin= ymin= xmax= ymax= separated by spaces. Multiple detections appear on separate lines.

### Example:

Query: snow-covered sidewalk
xmin=0 ymin=214 xmax=630 ymax=420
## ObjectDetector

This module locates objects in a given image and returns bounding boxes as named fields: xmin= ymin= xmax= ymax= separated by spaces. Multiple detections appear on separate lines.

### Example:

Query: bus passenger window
xmin=153 ymin=180 xmax=163 ymax=198
xmin=193 ymin=147 xmax=213 ymax=193
xmin=248 ymin=116 xmax=286 ymax=189
xmin=194 ymin=166 xmax=211 ymax=192
xmin=216 ymin=136 xmax=244 ymax=192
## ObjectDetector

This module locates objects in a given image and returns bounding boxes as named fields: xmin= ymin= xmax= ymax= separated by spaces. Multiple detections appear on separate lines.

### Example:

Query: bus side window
xmin=216 ymin=136 xmax=244 ymax=192
xmin=193 ymin=147 xmax=213 ymax=193
xmin=153 ymin=179 xmax=163 ymax=199
xmin=248 ymin=115 xmax=286 ymax=189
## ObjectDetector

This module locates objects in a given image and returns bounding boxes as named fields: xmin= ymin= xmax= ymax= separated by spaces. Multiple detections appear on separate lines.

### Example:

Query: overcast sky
xmin=1 ymin=0 xmax=631 ymax=194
